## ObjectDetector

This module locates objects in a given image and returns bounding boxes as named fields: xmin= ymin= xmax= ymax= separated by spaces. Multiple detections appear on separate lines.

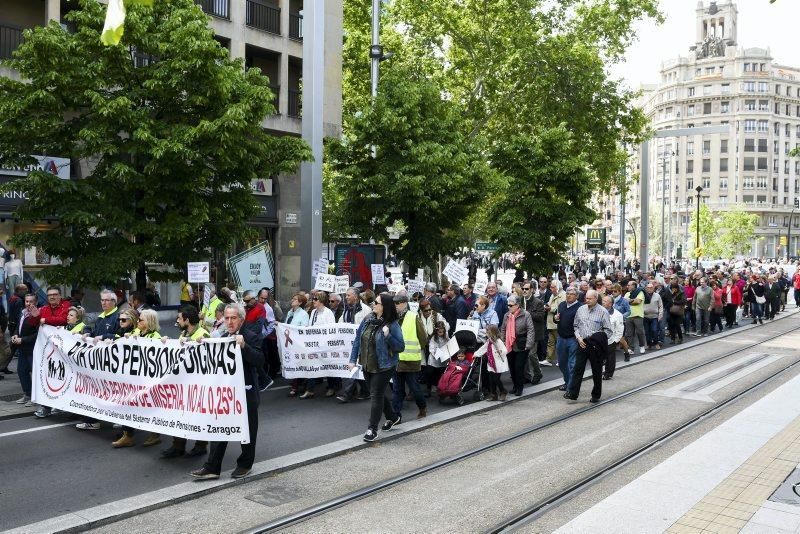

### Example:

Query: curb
xmin=9 ymin=308 xmax=799 ymax=534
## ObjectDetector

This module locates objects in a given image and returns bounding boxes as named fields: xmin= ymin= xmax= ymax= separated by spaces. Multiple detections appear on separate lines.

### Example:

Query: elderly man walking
xmin=564 ymin=290 xmax=612 ymax=403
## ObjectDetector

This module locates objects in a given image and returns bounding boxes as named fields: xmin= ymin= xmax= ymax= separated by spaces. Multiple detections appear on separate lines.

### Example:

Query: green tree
xmin=715 ymin=207 xmax=759 ymax=257
xmin=0 ymin=0 xmax=310 ymax=287
xmin=489 ymin=126 xmax=595 ymax=275
xmin=688 ymin=204 xmax=718 ymax=259
xmin=326 ymin=61 xmax=493 ymax=270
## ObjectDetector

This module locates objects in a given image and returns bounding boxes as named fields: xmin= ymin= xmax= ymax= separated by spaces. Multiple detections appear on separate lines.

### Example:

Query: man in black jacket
xmin=191 ymin=303 xmax=265 ymax=480
xmin=11 ymin=293 xmax=40 ymax=405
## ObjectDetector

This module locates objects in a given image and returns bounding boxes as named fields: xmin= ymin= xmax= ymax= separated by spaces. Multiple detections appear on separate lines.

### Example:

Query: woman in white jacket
xmin=473 ymin=324 xmax=508 ymax=401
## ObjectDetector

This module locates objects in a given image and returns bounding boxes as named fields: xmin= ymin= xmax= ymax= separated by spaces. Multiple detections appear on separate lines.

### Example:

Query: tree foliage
xmin=689 ymin=204 xmax=758 ymax=259
xmin=0 ymin=0 xmax=310 ymax=287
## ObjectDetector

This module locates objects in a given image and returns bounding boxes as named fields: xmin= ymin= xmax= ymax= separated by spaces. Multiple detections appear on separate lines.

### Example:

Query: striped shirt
xmin=573 ymin=303 xmax=613 ymax=341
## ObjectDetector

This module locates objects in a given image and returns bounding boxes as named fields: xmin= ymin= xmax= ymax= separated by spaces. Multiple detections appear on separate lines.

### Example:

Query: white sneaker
xmin=540 ymin=361 xmax=553 ymax=367
xmin=75 ymin=422 xmax=101 ymax=431
xmin=639 ymin=347 xmax=646 ymax=354
xmin=24 ymin=400 xmax=35 ymax=408
xmin=16 ymin=395 xmax=29 ymax=404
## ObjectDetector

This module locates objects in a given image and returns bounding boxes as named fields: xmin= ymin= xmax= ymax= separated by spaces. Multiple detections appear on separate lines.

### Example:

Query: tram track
xmin=243 ymin=321 xmax=800 ymax=534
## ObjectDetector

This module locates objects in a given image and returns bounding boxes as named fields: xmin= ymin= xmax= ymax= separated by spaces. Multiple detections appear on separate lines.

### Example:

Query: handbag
xmin=755 ymin=295 xmax=766 ymax=304
xmin=669 ymin=304 xmax=683 ymax=316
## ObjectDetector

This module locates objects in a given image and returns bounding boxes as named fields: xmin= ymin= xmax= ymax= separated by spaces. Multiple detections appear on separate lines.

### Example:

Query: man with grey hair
xmin=192 ymin=303 xmax=264 ymax=480
xmin=423 ymin=282 xmax=443 ymax=314
xmin=328 ymin=292 xmax=344 ymax=321
xmin=564 ymin=289 xmax=612 ymax=403
xmin=339 ymin=287 xmax=370 ymax=325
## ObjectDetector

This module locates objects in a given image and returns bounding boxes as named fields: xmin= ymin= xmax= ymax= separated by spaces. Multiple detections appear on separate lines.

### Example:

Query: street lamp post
xmin=788 ymin=198 xmax=799 ymax=261
xmin=695 ymin=185 xmax=703 ymax=270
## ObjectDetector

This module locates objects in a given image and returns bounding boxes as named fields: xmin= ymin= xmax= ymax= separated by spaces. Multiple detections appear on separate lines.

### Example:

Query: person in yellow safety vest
xmin=161 ymin=305 xmax=210 ymax=459
xmin=390 ymin=290 xmax=428 ymax=421
xmin=200 ymin=283 xmax=221 ymax=329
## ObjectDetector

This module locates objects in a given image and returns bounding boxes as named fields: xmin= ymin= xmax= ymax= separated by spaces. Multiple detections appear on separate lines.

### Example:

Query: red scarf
xmin=505 ymin=308 xmax=519 ymax=353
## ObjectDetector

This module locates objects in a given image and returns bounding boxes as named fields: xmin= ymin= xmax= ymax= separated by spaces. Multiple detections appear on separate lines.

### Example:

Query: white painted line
xmin=649 ymin=354 xmax=783 ymax=402
xmin=0 ymin=422 xmax=74 ymax=438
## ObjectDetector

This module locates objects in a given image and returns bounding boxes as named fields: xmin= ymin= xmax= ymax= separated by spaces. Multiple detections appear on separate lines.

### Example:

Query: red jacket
xmin=39 ymin=300 xmax=71 ymax=326
xmin=725 ymin=285 xmax=742 ymax=306
xmin=244 ymin=302 xmax=266 ymax=324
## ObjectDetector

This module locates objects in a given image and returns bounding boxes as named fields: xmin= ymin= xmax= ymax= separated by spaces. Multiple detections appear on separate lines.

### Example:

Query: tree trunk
xmin=135 ymin=261 xmax=147 ymax=291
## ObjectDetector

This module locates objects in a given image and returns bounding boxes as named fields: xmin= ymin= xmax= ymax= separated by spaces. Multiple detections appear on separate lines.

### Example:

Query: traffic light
xmin=795 ymin=198 xmax=799 ymax=209
xmin=606 ymin=210 xmax=611 ymax=220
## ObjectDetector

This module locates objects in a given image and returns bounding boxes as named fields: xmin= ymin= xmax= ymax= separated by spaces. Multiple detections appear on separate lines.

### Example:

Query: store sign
xmin=0 ymin=155 xmax=70 ymax=180
xmin=251 ymin=178 xmax=273 ymax=196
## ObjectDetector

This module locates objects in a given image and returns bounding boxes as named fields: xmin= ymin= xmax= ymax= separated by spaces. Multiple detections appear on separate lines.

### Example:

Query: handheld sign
xmin=473 ymin=280 xmax=488 ymax=296
xmin=187 ymin=262 xmax=210 ymax=284
xmin=371 ymin=264 xmax=385 ymax=285
xmin=443 ymin=260 xmax=468 ymax=286
xmin=314 ymin=273 xmax=336 ymax=293
xmin=335 ymin=275 xmax=350 ymax=295
xmin=407 ymin=279 xmax=425 ymax=296
xmin=455 ymin=319 xmax=481 ymax=336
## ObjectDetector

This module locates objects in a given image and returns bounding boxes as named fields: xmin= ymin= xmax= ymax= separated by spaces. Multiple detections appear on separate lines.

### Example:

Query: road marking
xmin=650 ymin=353 xmax=783 ymax=403
xmin=0 ymin=421 xmax=74 ymax=438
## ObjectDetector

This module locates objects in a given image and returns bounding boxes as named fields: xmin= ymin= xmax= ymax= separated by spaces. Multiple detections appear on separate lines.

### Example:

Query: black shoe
xmin=231 ymin=466 xmax=251 ymax=479
xmin=381 ymin=414 xmax=402 ymax=431
xmin=160 ymin=447 xmax=185 ymax=459
xmin=624 ymin=354 xmax=630 ymax=362
xmin=190 ymin=467 xmax=219 ymax=480
xmin=514 ymin=388 xmax=523 ymax=396
xmin=186 ymin=446 xmax=207 ymax=458
xmin=590 ymin=397 xmax=600 ymax=403
xmin=336 ymin=395 xmax=350 ymax=404
xmin=759 ymin=318 xmax=763 ymax=324
xmin=558 ymin=384 xmax=567 ymax=391
xmin=0 ymin=374 xmax=4 ymax=380
xmin=563 ymin=393 xmax=578 ymax=401
xmin=531 ymin=376 xmax=542 ymax=385
xmin=363 ymin=428 xmax=378 ymax=442
xmin=0 ymin=368 xmax=12 ymax=374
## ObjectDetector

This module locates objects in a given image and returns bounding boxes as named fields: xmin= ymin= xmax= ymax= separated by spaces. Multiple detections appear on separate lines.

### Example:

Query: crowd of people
xmin=3 ymin=255 xmax=799 ymax=470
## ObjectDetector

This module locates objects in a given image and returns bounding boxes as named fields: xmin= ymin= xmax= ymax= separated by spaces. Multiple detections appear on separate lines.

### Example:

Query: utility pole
xmin=660 ymin=151 xmax=666 ymax=260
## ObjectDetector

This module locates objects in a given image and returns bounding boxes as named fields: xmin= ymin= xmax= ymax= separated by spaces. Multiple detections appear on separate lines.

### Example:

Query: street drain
xmin=768 ymin=466 xmax=800 ymax=506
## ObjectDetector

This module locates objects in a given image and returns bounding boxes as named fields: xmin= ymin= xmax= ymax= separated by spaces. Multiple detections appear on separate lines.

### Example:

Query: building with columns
xmin=619 ymin=0 xmax=800 ymax=261
xmin=0 ymin=0 xmax=343 ymax=302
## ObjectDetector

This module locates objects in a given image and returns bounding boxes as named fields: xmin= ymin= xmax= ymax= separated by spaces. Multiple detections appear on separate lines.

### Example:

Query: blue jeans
xmin=695 ymin=308 xmax=709 ymax=333
xmin=750 ymin=301 xmax=763 ymax=319
xmin=556 ymin=336 xmax=578 ymax=386
xmin=18 ymin=351 xmax=32 ymax=397
xmin=644 ymin=317 xmax=660 ymax=346
xmin=391 ymin=370 xmax=426 ymax=414
xmin=683 ymin=308 xmax=695 ymax=332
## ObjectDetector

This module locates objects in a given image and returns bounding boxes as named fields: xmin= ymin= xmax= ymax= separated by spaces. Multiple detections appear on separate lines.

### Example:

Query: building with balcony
xmin=622 ymin=0 xmax=800 ymax=260
xmin=0 ymin=0 xmax=343 ymax=302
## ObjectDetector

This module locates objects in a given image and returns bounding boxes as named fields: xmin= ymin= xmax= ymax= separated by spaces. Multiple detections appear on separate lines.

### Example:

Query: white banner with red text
xmin=277 ymin=323 xmax=364 ymax=380
xmin=31 ymin=325 xmax=250 ymax=442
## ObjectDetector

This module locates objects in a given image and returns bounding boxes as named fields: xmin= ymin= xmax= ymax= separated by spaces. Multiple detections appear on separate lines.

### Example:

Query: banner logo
xmin=39 ymin=335 xmax=74 ymax=399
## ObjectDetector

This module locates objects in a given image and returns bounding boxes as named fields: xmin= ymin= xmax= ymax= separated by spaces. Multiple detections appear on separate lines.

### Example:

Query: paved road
xmin=1 ymin=289 xmax=794 ymax=532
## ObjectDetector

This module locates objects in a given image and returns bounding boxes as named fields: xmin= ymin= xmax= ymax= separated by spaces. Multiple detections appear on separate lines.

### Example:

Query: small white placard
xmin=314 ymin=273 xmax=336 ymax=292
xmin=443 ymin=260 xmax=468 ymax=285
xmin=455 ymin=319 xmax=480 ymax=335
xmin=407 ymin=279 xmax=425 ymax=295
xmin=371 ymin=264 xmax=385 ymax=285
xmin=335 ymin=275 xmax=350 ymax=294
xmin=187 ymin=262 xmax=210 ymax=283
xmin=473 ymin=280 xmax=488 ymax=296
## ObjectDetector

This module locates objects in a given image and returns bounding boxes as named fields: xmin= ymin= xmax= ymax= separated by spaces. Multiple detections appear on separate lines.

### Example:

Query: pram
xmin=437 ymin=329 xmax=484 ymax=405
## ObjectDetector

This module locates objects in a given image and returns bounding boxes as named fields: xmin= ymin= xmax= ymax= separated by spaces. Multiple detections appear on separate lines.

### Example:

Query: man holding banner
xmin=191 ymin=304 xmax=264 ymax=480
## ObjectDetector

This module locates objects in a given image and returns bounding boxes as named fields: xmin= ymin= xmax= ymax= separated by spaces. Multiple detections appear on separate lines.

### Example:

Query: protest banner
xmin=455 ymin=319 xmax=481 ymax=336
xmin=31 ymin=326 xmax=250 ymax=442
xmin=277 ymin=324 xmax=364 ymax=380
xmin=371 ymin=264 xmax=385 ymax=285
xmin=335 ymin=275 xmax=350 ymax=294
xmin=443 ymin=260 xmax=468 ymax=285
xmin=314 ymin=273 xmax=336 ymax=292
xmin=407 ymin=279 xmax=425 ymax=296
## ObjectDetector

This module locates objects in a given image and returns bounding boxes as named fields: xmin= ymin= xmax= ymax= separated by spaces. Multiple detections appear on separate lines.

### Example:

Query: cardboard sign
xmin=408 ymin=302 xmax=419 ymax=314
xmin=371 ymin=264 xmax=385 ymax=285
xmin=335 ymin=275 xmax=350 ymax=295
xmin=314 ymin=273 xmax=336 ymax=292
xmin=187 ymin=262 xmax=210 ymax=283
xmin=473 ymin=280 xmax=488 ymax=296
xmin=443 ymin=260 xmax=468 ymax=285
xmin=417 ymin=268 xmax=425 ymax=281
xmin=455 ymin=319 xmax=481 ymax=335
xmin=407 ymin=279 xmax=425 ymax=296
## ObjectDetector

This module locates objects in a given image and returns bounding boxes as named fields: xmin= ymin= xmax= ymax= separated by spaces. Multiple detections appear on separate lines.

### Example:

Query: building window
xmin=745 ymin=120 xmax=756 ymax=133
xmin=786 ymin=160 xmax=791 ymax=174
xmin=720 ymin=139 xmax=728 ymax=153
xmin=776 ymin=84 xmax=782 ymax=94
xmin=720 ymin=159 xmax=728 ymax=172
xmin=720 ymin=178 xmax=728 ymax=189
xmin=757 ymin=177 xmax=769 ymax=189
xmin=687 ymin=196 xmax=694 ymax=205
xmin=758 ymin=157 xmax=768 ymax=171
xmin=787 ymin=141 xmax=791 ymax=155
xmin=758 ymin=120 xmax=769 ymax=133
xmin=667 ymin=89 xmax=675 ymax=100
xmin=775 ymin=140 xmax=780 ymax=154
xmin=744 ymin=157 xmax=755 ymax=171
xmin=776 ymin=122 xmax=782 ymax=135
xmin=785 ymin=179 xmax=790 ymax=193
xmin=759 ymin=82 xmax=769 ymax=93
xmin=703 ymin=159 xmax=711 ymax=173
xmin=665 ymin=107 xmax=673 ymax=117
xmin=744 ymin=139 xmax=755 ymax=152
xmin=687 ymin=104 xmax=695 ymax=116
xmin=787 ymin=124 xmax=791 ymax=136
xmin=722 ymin=83 xmax=731 ymax=94
xmin=687 ymin=141 xmax=694 ymax=155
xmin=759 ymin=100 xmax=769 ymax=111
xmin=686 ymin=160 xmax=694 ymax=173
xmin=703 ymin=102 xmax=712 ymax=115
xmin=703 ymin=140 xmax=711 ymax=155
xmin=687 ymin=87 xmax=695 ymax=97
xmin=743 ymin=177 xmax=754 ymax=188
xmin=687 ymin=177 xmax=693 ymax=190
xmin=702 ymin=177 xmax=711 ymax=189
xmin=745 ymin=99 xmax=756 ymax=111
xmin=721 ymin=101 xmax=730 ymax=113
xmin=796 ymin=125 xmax=800 ymax=137
xmin=776 ymin=102 xmax=781 ymax=114
xmin=768 ymin=215 xmax=777 ymax=225
xmin=758 ymin=138 xmax=768 ymax=153
xmin=744 ymin=62 xmax=751 ymax=72
xmin=703 ymin=85 xmax=713 ymax=96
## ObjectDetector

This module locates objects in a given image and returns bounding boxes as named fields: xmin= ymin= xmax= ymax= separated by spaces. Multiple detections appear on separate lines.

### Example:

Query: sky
xmin=612 ymin=0 xmax=800 ymax=89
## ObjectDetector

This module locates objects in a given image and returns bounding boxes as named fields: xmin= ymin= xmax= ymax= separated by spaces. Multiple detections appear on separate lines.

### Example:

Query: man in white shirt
xmin=602 ymin=295 xmax=624 ymax=380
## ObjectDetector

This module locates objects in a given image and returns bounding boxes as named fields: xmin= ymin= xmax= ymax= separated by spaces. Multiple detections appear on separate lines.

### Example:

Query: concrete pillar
xmin=45 ymin=0 xmax=60 ymax=24
xmin=279 ymin=52 xmax=289 ymax=116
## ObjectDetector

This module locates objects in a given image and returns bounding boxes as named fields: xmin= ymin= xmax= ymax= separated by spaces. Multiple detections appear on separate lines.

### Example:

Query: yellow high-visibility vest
xmin=398 ymin=312 xmax=421 ymax=362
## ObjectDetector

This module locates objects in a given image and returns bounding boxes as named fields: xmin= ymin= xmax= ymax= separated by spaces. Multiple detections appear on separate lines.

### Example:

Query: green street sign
xmin=586 ymin=227 xmax=607 ymax=250
xmin=475 ymin=242 xmax=500 ymax=252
